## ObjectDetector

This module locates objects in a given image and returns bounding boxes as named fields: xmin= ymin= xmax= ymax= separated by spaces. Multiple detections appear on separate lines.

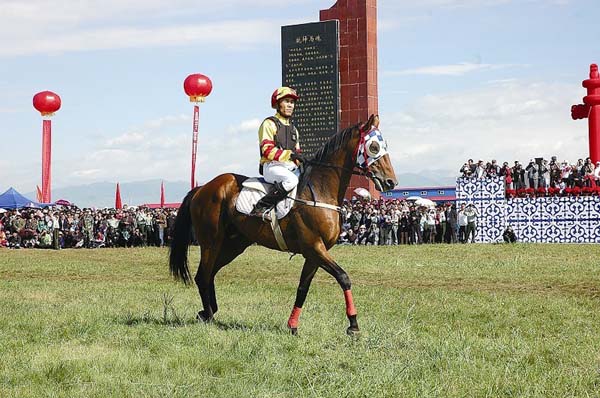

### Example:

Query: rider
xmin=250 ymin=87 xmax=307 ymax=217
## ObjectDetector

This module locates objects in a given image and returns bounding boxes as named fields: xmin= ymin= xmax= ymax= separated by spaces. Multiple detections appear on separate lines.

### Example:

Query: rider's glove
xmin=290 ymin=152 xmax=307 ymax=164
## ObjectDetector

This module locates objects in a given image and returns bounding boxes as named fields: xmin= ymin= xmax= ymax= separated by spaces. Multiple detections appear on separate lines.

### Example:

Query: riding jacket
xmin=258 ymin=113 xmax=300 ymax=167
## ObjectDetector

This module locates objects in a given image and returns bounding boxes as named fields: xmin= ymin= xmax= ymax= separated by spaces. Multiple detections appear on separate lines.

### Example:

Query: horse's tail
xmin=169 ymin=187 xmax=200 ymax=284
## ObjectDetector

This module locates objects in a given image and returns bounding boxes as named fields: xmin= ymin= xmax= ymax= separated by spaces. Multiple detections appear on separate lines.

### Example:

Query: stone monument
xmin=282 ymin=0 xmax=379 ymax=199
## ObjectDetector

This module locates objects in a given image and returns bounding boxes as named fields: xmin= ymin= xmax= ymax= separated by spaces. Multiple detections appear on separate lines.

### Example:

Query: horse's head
xmin=355 ymin=115 xmax=398 ymax=192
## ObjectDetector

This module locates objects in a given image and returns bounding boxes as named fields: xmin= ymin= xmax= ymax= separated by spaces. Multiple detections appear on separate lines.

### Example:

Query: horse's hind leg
xmin=207 ymin=236 xmax=251 ymax=316
xmin=195 ymin=245 xmax=221 ymax=322
xmin=308 ymin=242 xmax=359 ymax=335
xmin=288 ymin=260 xmax=318 ymax=335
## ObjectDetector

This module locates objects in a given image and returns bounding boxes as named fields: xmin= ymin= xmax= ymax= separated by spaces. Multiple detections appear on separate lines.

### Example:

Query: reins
xmin=287 ymin=124 xmax=376 ymax=213
xmin=303 ymin=159 xmax=368 ymax=177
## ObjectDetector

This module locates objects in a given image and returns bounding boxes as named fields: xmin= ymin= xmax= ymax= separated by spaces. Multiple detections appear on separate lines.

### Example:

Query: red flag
xmin=115 ymin=182 xmax=122 ymax=209
xmin=36 ymin=185 xmax=42 ymax=202
xmin=160 ymin=181 xmax=165 ymax=208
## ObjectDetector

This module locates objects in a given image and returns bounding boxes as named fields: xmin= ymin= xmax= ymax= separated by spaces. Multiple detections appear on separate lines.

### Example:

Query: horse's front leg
xmin=309 ymin=243 xmax=359 ymax=335
xmin=288 ymin=260 xmax=318 ymax=335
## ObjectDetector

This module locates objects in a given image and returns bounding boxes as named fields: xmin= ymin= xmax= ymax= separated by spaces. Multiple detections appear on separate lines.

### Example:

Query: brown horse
xmin=169 ymin=114 xmax=397 ymax=334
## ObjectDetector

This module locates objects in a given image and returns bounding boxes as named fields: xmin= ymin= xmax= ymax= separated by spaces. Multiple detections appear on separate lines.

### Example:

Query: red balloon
xmin=184 ymin=74 xmax=212 ymax=102
xmin=33 ymin=91 xmax=61 ymax=116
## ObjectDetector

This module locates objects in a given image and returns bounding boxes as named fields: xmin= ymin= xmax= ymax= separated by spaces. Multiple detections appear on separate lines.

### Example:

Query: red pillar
xmin=191 ymin=105 xmax=200 ymax=189
xmin=572 ymin=64 xmax=600 ymax=164
xmin=320 ymin=0 xmax=380 ymax=199
xmin=41 ymin=120 xmax=52 ymax=203
xmin=590 ymin=105 xmax=600 ymax=164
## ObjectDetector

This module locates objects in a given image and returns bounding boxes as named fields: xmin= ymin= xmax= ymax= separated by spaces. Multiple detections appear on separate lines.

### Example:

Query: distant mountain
xmin=25 ymin=180 xmax=191 ymax=209
xmin=395 ymin=170 xmax=457 ymax=188
xmin=23 ymin=170 xmax=457 ymax=208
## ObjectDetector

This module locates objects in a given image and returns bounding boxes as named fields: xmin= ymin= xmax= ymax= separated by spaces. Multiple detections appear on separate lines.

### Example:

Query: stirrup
xmin=250 ymin=203 xmax=273 ymax=218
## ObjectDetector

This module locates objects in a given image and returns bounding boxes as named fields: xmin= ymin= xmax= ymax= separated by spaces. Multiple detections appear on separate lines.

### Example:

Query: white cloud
xmin=382 ymin=79 xmax=586 ymax=179
xmin=228 ymin=118 xmax=262 ymax=134
xmin=53 ymin=112 xmax=259 ymax=186
xmin=386 ymin=62 xmax=524 ymax=76
xmin=71 ymin=169 xmax=102 ymax=178
xmin=0 ymin=0 xmax=321 ymax=57
xmin=0 ymin=20 xmax=279 ymax=57
xmin=381 ymin=0 xmax=540 ymax=11
xmin=106 ymin=132 xmax=146 ymax=147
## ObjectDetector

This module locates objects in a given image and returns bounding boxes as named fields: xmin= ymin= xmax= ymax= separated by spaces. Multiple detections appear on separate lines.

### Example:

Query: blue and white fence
xmin=456 ymin=177 xmax=600 ymax=243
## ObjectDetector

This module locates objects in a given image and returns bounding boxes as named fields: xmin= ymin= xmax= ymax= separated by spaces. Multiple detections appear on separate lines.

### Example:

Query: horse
xmin=169 ymin=114 xmax=398 ymax=335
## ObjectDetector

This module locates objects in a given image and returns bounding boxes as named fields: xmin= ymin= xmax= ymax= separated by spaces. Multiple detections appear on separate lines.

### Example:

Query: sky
xmin=1 ymin=0 xmax=599 ymax=196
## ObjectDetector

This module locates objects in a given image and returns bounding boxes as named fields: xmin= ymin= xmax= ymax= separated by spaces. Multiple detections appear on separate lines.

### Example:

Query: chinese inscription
xmin=282 ymin=21 xmax=340 ymax=157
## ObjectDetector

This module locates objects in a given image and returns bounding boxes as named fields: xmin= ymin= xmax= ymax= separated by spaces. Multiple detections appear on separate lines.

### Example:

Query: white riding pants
xmin=263 ymin=161 xmax=300 ymax=192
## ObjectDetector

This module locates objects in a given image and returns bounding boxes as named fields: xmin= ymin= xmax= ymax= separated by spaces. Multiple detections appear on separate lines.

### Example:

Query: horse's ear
xmin=372 ymin=114 xmax=380 ymax=128
xmin=360 ymin=115 xmax=379 ymax=131
xmin=361 ymin=114 xmax=378 ymax=131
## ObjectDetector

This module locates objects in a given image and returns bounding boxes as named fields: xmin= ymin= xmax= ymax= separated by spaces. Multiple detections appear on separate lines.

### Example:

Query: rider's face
xmin=278 ymin=98 xmax=295 ymax=117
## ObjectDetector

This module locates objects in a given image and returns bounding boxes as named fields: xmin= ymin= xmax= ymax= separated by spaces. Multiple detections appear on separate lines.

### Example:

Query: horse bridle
xmin=303 ymin=125 xmax=384 ymax=179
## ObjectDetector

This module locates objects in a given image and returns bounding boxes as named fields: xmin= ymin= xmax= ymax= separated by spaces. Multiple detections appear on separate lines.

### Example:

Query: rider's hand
xmin=290 ymin=152 xmax=307 ymax=164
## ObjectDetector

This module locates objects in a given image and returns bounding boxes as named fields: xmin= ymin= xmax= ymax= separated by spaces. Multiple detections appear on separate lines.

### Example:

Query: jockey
xmin=250 ymin=87 xmax=307 ymax=217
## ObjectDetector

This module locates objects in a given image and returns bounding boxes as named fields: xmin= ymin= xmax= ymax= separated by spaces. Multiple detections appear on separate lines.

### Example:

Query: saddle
xmin=235 ymin=177 xmax=297 ymax=220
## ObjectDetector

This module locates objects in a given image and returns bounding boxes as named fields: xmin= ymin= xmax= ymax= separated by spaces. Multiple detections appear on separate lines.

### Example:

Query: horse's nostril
xmin=386 ymin=179 xmax=396 ymax=189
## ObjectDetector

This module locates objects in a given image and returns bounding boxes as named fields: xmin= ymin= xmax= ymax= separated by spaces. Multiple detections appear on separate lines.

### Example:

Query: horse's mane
xmin=298 ymin=124 xmax=360 ymax=193
xmin=310 ymin=124 xmax=360 ymax=163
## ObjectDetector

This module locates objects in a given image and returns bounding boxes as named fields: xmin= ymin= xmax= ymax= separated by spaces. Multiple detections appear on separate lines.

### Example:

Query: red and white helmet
xmin=271 ymin=87 xmax=299 ymax=109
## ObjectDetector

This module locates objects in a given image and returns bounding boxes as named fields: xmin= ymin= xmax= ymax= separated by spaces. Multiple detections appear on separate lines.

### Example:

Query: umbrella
xmin=353 ymin=187 xmax=371 ymax=200
xmin=55 ymin=199 xmax=71 ymax=206
xmin=415 ymin=198 xmax=436 ymax=207
xmin=405 ymin=196 xmax=422 ymax=201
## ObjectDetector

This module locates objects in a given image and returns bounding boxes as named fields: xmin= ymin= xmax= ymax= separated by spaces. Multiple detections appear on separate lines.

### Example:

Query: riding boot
xmin=250 ymin=181 xmax=289 ymax=218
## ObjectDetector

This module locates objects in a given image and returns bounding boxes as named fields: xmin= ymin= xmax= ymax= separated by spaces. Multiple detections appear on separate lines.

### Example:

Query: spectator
xmin=474 ymin=160 xmax=486 ymax=179
xmin=423 ymin=208 xmax=436 ymax=243
xmin=460 ymin=162 xmax=472 ymax=178
xmin=502 ymin=225 xmax=517 ymax=243
xmin=500 ymin=162 xmax=513 ymax=190
xmin=582 ymin=157 xmax=595 ymax=187
xmin=446 ymin=204 xmax=458 ymax=244
xmin=398 ymin=210 xmax=410 ymax=245
xmin=464 ymin=204 xmax=479 ymax=243
xmin=550 ymin=161 xmax=561 ymax=188
xmin=457 ymin=204 xmax=468 ymax=243
xmin=8 ymin=232 xmax=22 ymax=249
xmin=513 ymin=161 xmax=525 ymax=189
xmin=539 ymin=159 xmax=550 ymax=188
xmin=0 ymin=225 xmax=7 ymax=247
xmin=356 ymin=225 xmax=369 ymax=245
xmin=525 ymin=159 xmax=539 ymax=189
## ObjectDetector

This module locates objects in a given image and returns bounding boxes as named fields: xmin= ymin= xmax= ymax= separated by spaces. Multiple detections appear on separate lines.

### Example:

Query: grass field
xmin=1 ymin=244 xmax=600 ymax=397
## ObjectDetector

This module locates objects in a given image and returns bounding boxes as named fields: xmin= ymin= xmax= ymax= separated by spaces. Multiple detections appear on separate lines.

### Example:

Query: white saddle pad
xmin=235 ymin=177 xmax=296 ymax=220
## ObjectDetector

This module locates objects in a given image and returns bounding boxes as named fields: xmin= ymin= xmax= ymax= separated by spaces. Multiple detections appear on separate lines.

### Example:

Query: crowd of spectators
xmin=0 ymin=199 xmax=486 ymax=249
xmin=460 ymin=156 xmax=600 ymax=191
xmin=339 ymin=199 xmax=481 ymax=245
xmin=0 ymin=206 xmax=176 ymax=249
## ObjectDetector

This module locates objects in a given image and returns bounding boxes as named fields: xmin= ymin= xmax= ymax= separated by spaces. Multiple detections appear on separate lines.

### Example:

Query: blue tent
xmin=0 ymin=187 xmax=48 ymax=210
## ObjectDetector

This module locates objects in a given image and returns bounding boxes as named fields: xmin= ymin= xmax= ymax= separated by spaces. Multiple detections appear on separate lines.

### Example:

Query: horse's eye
xmin=366 ymin=140 xmax=381 ymax=157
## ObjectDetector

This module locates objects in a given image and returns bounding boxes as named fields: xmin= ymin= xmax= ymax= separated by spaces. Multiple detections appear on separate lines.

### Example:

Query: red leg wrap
xmin=344 ymin=289 xmax=357 ymax=316
xmin=287 ymin=306 xmax=302 ymax=329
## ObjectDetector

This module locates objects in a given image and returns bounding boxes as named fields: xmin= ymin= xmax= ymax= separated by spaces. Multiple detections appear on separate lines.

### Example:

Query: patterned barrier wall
xmin=507 ymin=197 xmax=600 ymax=243
xmin=455 ymin=177 xmax=600 ymax=243
xmin=455 ymin=177 xmax=505 ymax=243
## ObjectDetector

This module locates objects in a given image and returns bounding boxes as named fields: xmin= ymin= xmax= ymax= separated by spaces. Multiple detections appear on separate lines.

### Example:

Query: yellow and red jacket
xmin=259 ymin=113 xmax=300 ymax=165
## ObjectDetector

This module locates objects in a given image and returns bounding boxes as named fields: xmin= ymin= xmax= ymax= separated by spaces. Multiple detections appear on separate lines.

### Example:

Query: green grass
xmin=1 ymin=244 xmax=600 ymax=397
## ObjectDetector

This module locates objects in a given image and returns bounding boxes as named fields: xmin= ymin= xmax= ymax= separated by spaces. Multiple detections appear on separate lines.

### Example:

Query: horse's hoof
xmin=289 ymin=327 xmax=298 ymax=336
xmin=196 ymin=311 xmax=213 ymax=323
xmin=346 ymin=327 xmax=360 ymax=337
